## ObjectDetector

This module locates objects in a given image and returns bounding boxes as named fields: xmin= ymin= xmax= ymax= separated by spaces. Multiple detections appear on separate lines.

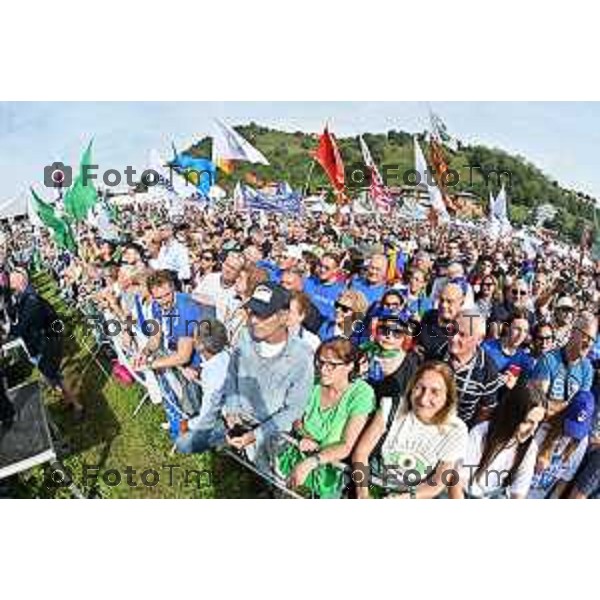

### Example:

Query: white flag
xmin=148 ymin=148 xmax=193 ymax=198
xmin=414 ymin=137 xmax=449 ymax=220
xmin=212 ymin=120 xmax=270 ymax=165
xmin=494 ymin=184 xmax=509 ymax=222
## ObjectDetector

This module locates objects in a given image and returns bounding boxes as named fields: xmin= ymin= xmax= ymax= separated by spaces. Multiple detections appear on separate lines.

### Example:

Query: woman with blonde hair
xmin=352 ymin=361 xmax=468 ymax=499
xmin=319 ymin=289 xmax=369 ymax=343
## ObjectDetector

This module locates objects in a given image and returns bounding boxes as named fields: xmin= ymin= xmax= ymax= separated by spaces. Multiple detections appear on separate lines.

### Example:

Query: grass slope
xmin=8 ymin=273 xmax=268 ymax=499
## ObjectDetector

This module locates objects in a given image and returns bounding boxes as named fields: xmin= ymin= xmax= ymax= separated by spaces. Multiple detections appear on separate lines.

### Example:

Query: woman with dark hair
xmin=482 ymin=307 xmax=535 ymax=386
xmin=277 ymin=337 xmax=375 ymax=498
xmin=360 ymin=307 xmax=420 ymax=401
xmin=352 ymin=361 xmax=468 ymax=499
xmin=459 ymin=386 xmax=547 ymax=498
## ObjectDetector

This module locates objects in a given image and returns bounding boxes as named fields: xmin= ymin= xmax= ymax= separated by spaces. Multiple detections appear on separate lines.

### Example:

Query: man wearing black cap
xmin=176 ymin=282 xmax=314 ymax=467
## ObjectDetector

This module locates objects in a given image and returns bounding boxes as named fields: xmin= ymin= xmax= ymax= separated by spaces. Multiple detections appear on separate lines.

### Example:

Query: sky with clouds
xmin=1 ymin=101 xmax=599 ymax=215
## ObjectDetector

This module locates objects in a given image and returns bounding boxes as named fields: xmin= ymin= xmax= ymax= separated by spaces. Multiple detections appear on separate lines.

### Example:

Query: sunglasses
xmin=512 ymin=289 xmax=528 ymax=296
xmin=377 ymin=326 xmax=404 ymax=339
xmin=201 ymin=255 xmax=214 ymax=261
xmin=335 ymin=302 xmax=354 ymax=314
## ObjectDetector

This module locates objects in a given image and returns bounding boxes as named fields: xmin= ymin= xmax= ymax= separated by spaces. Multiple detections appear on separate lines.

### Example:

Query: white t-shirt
xmin=380 ymin=399 xmax=468 ymax=486
xmin=291 ymin=326 xmax=320 ymax=354
xmin=157 ymin=239 xmax=191 ymax=280
xmin=194 ymin=272 xmax=239 ymax=321
xmin=461 ymin=422 xmax=538 ymax=498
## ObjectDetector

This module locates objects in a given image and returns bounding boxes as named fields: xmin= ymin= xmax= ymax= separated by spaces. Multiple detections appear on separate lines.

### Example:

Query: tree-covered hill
xmin=185 ymin=123 xmax=597 ymax=244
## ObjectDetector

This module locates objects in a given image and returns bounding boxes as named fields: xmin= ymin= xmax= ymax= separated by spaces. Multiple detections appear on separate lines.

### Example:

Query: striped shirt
xmin=436 ymin=344 xmax=504 ymax=427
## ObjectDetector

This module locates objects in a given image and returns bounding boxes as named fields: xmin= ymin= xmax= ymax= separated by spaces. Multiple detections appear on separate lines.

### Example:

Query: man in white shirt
xmin=156 ymin=222 xmax=191 ymax=284
xmin=193 ymin=252 xmax=244 ymax=321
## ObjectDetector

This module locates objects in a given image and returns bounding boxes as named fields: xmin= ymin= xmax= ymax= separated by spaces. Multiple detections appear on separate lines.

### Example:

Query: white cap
xmin=556 ymin=296 xmax=575 ymax=309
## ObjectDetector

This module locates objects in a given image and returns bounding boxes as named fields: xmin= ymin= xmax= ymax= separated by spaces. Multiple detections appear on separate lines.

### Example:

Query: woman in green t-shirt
xmin=277 ymin=337 xmax=376 ymax=498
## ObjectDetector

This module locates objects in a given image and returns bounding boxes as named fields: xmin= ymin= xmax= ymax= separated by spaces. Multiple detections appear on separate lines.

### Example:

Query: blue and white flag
xmin=238 ymin=182 xmax=302 ymax=214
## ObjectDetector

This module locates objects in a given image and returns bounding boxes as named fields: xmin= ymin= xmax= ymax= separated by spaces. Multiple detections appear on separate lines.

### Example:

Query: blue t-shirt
xmin=530 ymin=348 xmax=594 ymax=402
xmin=303 ymin=277 xmax=346 ymax=324
xmin=482 ymin=339 xmax=535 ymax=376
xmin=350 ymin=277 xmax=387 ymax=307
xmin=151 ymin=293 xmax=214 ymax=366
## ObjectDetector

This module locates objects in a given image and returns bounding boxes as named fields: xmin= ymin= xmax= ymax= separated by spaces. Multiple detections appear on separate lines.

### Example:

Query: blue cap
xmin=373 ymin=306 xmax=409 ymax=325
xmin=563 ymin=391 xmax=595 ymax=440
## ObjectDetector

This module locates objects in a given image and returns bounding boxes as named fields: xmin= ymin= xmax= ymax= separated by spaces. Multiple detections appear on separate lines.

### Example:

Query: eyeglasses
xmin=335 ymin=302 xmax=354 ymax=314
xmin=316 ymin=358 xmax=347 ymax=370
xmin=201 ymin=255 xmax=214 ymax=261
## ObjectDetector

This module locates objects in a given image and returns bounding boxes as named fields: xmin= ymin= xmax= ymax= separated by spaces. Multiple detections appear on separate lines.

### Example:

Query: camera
xmin=228 ymin=423 xmax=252 ymax=439
xmin=44 ymin=161 xmax=72 ymax=188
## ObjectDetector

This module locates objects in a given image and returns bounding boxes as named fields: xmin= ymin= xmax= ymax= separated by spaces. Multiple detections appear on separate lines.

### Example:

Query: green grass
xmin=8 ymin=273 xmax=269 ymax=499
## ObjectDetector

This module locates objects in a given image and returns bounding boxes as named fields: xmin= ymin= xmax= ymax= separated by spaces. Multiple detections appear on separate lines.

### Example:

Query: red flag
xmin=312 ymin=126 xmax=345 ymax=192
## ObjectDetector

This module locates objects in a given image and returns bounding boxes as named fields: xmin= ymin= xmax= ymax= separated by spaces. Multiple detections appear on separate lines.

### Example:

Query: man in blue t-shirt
xmin=350 ymin=253 xmax=388 ymax=306
xmin=303 ymin=252 xmax=346 ymax=326
xmin=529 ymin=312 xmax=597 ymax=416
xmin=135 ymin=270 xmax=215 ymax=372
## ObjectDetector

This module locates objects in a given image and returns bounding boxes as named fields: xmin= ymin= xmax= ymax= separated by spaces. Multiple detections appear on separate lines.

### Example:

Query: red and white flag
xmin=359 ymin=135 xmax=393 ymax=213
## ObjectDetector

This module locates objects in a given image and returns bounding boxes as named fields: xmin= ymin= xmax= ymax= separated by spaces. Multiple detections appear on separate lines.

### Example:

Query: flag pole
xmin=303 ymin=159 xmax=316 ymax=197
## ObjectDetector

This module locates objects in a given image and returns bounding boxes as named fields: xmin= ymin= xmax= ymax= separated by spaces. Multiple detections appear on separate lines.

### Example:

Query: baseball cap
xmin=373 ymin=306 xmax=410 ymax=326
xmin=563 ymin=391 xmax=595 ymax=440
xmin=557 ymin=296 xmax=575 ymax=309
xmin=247 ymin=282 xmax=291 ymax=318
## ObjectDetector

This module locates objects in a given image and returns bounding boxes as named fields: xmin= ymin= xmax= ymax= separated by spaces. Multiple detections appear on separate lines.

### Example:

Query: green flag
xmin=31 ymin=188 xmax=77 ymax=253
xmin=64 ymin=140 xmax=97 ymax=222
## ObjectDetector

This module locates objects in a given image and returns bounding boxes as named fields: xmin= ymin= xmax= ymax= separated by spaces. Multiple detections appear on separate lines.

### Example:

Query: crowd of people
xmin=1 ymin=194 xmax=600 ymax=499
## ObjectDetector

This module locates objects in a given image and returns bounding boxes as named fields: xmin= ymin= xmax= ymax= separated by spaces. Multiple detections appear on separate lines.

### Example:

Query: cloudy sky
xmin=1 ymin=101 xmax=599 ymax=215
